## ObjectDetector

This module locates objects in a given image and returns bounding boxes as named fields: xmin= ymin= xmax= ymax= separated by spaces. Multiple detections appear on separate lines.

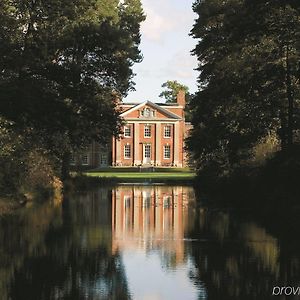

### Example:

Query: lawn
xmin=84 ymin=167 xmax=196 ymax=182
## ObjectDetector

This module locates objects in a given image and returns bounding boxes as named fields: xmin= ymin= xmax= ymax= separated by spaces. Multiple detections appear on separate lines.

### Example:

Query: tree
xmin=0 ymin=0 xmax=145 ymax=180
xmin=188 ymin=0 xmax=300 ymax=176
xmin=159 ymin=80 xmax=189 ymax=103
xmin=159 ymin=80 xmax=193 ymax=121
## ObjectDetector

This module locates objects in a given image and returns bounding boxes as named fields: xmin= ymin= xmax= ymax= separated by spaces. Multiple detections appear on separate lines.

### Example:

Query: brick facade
xmin=72 ymin=92 xmax=190 ymax=168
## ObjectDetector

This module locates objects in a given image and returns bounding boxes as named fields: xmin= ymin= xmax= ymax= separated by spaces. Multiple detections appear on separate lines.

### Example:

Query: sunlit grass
xmin=85 ymin=172 xmax=195 ymax=179
xmin=84 ymin=170 xmax=195 ymax=180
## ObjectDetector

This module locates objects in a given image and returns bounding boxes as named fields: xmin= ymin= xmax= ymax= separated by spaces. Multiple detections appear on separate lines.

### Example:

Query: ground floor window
xmin=164 ymin=145 xmax=171 ymax=159
xmin=81 ymin=153 xmax=89 ymax=165
xmin=100 ymin=153 xmax=107 ymax=166
xmin=124 ymin=144 xmax=131 ymax=159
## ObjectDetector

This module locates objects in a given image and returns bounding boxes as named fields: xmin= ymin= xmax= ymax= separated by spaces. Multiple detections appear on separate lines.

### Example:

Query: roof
xmin=120 ymin=100 xmax=182 ymax=120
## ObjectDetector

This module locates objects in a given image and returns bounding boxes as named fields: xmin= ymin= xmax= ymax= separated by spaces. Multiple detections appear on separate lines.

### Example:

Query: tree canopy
xmin=159 ymin=80 xmax=189 ymax=103
xmin=0 ymin=0 xmax=145 ymax=148
xmin=188 ymin=0 xmax=300 ymax=176
xmin=0 ymin=0 xmax=145 ymax=187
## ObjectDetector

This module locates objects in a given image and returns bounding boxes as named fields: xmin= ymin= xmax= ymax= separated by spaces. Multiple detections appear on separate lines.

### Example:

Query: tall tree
xmin=159 ymin=80 xmax=193 ymax=121
xmin=159 ymin=80 xmax=189 ymax=103
xmin=188 ymin=0 xmax=300 ymax=176
xmin=0 ymin=0 xmax=145 ymax=178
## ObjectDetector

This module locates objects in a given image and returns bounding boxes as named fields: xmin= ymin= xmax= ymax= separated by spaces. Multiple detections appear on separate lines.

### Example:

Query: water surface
xmin=1 ymin=184 xmax=300 ymax=299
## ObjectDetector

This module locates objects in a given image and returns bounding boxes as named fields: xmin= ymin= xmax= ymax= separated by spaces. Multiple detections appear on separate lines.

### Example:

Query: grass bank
xmin=81 ymin=167 xmax=196 ymax=184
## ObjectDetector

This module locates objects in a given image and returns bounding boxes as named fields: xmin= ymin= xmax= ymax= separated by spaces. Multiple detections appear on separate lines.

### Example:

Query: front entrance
xmin=143 ymin=144 xmax=151 ymax=164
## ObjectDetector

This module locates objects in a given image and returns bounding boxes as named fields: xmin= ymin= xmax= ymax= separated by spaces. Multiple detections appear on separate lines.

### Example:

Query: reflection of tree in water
xmin=0 ymin=201 xmax=62 ymax=300
xmin=9 ymin=188 xmax=131 ymax=300
xmin=6 ymin=185 xmax=300 ymax=300
xmin=10 ymin=242 xmax=130 ymax=300
xmin=186 ymin=208 xmax=300 ymax=300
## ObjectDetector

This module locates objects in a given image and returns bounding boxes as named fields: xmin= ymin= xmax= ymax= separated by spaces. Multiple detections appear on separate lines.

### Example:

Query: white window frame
xmin=144 ymin=144 xmax=151 ymax=158
xmin=81 ymin=153 xmax=89 ymax=165
xmin=163 ymin=145 xmax=171 ymax=159
xmin=164 ymin=125 xmax=171 ymax=138
xmin=124 ymin=144 xmax=131 ymax=159
xmin=144 ymin=125 xmax=151 ymax=138
xmin=124 ymin=125 xmax=131 ymax=137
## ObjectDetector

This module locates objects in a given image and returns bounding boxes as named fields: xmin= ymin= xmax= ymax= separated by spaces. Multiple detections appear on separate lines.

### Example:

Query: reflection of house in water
xmin=112 ymin=185 xmax=195 ymax=266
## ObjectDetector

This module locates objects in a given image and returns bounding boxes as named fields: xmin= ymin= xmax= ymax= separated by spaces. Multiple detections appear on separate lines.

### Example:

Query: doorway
xmin=143 ymin=144 xmax=151 ymax=164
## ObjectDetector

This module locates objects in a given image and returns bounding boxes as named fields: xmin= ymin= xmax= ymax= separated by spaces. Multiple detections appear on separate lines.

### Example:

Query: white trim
xmin=163 ymin=145 xmax=171 ymax=159
xmin=120 ymin=100 xmax=181 ymax=120
xmin=164 ymin=125 xmax=171 ymax=138
xmin=144 ymin=125 xmax=151 ymax=138
xmin=123 ymin=119 xmax=181 ymax=123
xmin=124 ymin=144 xmax=131 ymax=159
xmin=143 ymin=144 xmax=151 ymax=163
xmin=124 ymin=125 xmax=131 ymax=137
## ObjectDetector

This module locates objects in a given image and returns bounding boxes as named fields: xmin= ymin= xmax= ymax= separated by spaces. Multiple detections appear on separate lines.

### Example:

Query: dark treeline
xmin=0 ymin=0 xmax=145 ymax=197
xmin=188 ymin=0 xmax=300 ymax=183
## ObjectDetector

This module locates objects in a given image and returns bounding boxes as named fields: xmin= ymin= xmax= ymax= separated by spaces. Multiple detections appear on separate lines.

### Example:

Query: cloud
xmin=141 ymin=0 xmax=194 ymax=42
xmin=141 ymin=6 xmax=175 ymax=42
xmin=164 ymin=50 xmax=198 ymax=80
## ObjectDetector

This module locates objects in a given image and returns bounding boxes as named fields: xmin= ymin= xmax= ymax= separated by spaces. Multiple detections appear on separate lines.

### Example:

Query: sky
xmin=124 ymin=0 xmax=198 ymax=103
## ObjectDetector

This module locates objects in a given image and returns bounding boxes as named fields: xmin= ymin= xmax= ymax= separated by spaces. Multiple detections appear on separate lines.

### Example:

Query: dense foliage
xmin=159 ymin=80 xmax=189 ymax=103
xmin=0 ymin=0 xmax=145 ymax=193
xmin=189 ymin=0 xmax=300 ymax=176
xmin=159 ymin=80 xmax=193 ymax=121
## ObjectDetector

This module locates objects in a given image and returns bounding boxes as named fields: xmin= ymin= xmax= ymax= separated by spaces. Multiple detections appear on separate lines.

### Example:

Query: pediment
xmin=120 ymin=101 xmax=181 ymax=120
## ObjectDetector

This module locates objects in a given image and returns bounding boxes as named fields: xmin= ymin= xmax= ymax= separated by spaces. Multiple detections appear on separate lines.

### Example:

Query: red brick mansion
xmin=71 ymin=91 xmax=191 ymax=168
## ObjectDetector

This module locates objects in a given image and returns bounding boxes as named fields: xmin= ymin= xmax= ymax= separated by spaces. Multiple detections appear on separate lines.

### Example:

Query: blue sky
xmin=124 ymin=0 xmax=198 ymax=103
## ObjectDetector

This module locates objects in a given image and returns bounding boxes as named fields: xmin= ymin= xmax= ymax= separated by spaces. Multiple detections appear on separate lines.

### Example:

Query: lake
xmin=1 ymin=184 xmax=299 ymax=299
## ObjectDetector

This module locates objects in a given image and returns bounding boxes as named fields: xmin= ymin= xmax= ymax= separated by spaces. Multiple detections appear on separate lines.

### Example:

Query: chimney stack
xmin=177 ymin=90 xmax=186 ymax=107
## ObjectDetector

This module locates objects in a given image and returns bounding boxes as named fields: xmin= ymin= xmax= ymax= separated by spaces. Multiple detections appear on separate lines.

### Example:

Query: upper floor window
xmin=124 ymin=144 xmax=131 ymax=159
xmin=124 ymin=126 xmax=131 ymax=137
xmin=144 ymin=125 xmax=151 ymax=137
xmin=164 ymin=125 xmax=171 ymax=138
